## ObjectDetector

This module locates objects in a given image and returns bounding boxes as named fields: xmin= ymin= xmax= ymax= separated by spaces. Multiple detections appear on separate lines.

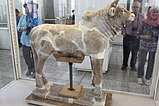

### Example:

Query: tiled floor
xmin=0 ymin=80 xmax=156 ymax=106
xmin=0 ymin=45 xmax=150 ymax=96
xmin=0 ymin=49 xmax=14 ymax=89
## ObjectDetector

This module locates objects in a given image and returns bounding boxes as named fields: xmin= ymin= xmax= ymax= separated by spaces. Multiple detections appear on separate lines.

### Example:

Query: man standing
xmin=121 ymin=1 xmax=144 ymax=71
xmin=18 ymin=2 xmax=42 ymax=78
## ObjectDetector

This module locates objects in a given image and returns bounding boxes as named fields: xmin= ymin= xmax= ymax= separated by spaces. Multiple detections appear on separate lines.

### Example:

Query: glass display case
xmin=2 ymin=0 xmax=159 ymax=102
xmin=0 ymin=0 xmax=15 ymax=89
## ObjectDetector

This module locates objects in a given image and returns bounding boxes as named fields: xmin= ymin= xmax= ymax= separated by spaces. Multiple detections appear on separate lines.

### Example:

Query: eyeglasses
xmin=132 ymin=6 xmax=139 ymax=8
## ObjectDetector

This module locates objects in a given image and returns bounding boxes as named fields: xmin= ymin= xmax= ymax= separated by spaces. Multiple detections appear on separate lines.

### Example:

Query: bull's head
xmin=107 ymin=0 xmax=135 ymax=27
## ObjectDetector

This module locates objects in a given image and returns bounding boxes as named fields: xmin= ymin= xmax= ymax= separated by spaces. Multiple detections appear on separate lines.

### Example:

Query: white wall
xmin=0 ymin=0 xmax=7 ymax=23
xmin=154 ymin=0 xmax=159 ymax=6
xmin=0 ymin=28 xmax=10 ymax=49
xmin=75 ymin=0 xmax=112 ymax=23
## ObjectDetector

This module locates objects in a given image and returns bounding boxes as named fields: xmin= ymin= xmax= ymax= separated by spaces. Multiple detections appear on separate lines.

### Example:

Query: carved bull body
xmin=30 ymin=0 xmax=134 ymax=97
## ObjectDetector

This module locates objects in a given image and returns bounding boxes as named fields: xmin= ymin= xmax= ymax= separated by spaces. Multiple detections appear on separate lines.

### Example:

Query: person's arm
xmin=17 ymin=15 xmax=27 ymax=31
xmin=139 ymin=34 xmax=150 ymax=39
xmin=137 ymin=21 xmax=150 ymax=39
xmin=38 ymin=17 xmax=42 ymax=25
xmin=121 ymin=24 xmax=127 ymax=36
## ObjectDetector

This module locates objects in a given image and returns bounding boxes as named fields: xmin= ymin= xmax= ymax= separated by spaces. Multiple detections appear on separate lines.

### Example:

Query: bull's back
xmin=30 ymin=24 xmax=55 ymax=42
xmin=30 ymin=24 xmax=78 ymax=41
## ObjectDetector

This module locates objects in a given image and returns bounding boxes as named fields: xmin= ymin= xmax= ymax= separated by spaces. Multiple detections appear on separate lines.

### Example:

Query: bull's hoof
xmin=91 ymin=88 xmax=102 ymax=97
xmin=92 ymin=95 xmax=103 ymax=102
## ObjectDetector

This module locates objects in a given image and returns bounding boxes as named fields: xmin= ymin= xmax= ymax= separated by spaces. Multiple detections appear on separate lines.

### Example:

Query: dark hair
xmin=15 ymin=9 xmax=19 ymax=13
xmin=72 ymin=10 xmax=75 ymax=13
xmin=23 ymin=3 xmax=27 ymax=8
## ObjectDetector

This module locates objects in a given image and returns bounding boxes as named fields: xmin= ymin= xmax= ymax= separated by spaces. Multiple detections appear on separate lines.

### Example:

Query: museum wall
xmin=0 ymin=0 xmax=10 ymax=49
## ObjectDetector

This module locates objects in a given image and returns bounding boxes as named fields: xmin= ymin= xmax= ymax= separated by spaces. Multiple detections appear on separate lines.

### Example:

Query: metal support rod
xmin=68 ymin=62 xmax=75 ymax=91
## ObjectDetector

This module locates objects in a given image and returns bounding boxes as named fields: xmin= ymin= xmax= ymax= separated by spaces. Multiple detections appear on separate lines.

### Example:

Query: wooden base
xmin=26 ymin=83 xmax=112 ymax=106
xmin=26 ymin=93 xmax=112 ymax=106
xmin=59 ymin=85 xmax=83 ymax=99
xmin=26 ymin=94 xmax=79 ymax=106
xmin=53 ymin=51 xmax=84 ymax=63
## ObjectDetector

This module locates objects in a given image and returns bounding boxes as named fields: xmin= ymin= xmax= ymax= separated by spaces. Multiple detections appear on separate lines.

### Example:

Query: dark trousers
xmin=122 ymin=36 xmax=139 ymax=68
xmin=17 ymin=32 xmax=22 ymax=47
xmin=138 ymin=49 xmax=156 ymax=80
xmin=22 ymin=45 xmax=35 ymax=73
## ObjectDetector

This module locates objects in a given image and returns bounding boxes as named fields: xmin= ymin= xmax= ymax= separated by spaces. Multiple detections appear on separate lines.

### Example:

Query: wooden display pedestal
xmin=59 ymin=85 xmax=83 ymax=99
xmin=26 ymin=52 xmax=112 ymax=105
xmin=26 ymin=83 xmax=112 ymax=106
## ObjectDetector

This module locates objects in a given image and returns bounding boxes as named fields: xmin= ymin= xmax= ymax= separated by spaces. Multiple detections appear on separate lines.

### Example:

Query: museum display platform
xmin=0 ymin=80 xmax=156 ymax=106
xmin=26 ymin=83 xmax=112 ymax=106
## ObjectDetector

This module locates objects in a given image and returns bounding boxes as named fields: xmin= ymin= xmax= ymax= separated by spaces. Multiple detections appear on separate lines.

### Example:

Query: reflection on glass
xmin=0 ymin=0 xmax=14 ymax=89
xmin=16 ymin=0 xmax=158 ymax=96
xmin=0 ymin=2 xmax=8 ymax=28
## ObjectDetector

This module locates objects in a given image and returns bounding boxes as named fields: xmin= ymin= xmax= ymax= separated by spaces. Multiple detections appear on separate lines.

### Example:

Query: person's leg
xmin=22 ymin=45 xmax=34 ymax=76
xmin=137 ymin=49 xmax=147 ymax=78
xmin=137 ymin=49 xmax=147 ymax=84
xmin=130 ymin=40 xmax=138 ymax=71
xmin=145 ymin=52 xmax=156 ymax=80
xmin=30 ymin=48 xmax=35 ymax=76
xmin=122 ymin=37 xmax=130 ymax=70
xmin=18 ymin=32 xmax=22 ymax=47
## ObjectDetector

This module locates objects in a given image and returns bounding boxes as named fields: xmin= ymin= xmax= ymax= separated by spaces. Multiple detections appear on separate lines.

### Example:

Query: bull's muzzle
xmin=128 ymin=13 xmax=135 ymax=21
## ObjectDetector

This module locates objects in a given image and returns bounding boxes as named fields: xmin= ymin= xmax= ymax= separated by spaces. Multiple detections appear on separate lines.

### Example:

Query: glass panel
xmin=16 ymin=0 xmax=159 ymax=97
xmin=74 ymin=0 xmax=151 ymax=95
xmin=0 ymin=2 xmax=8 ymax=28
xmin=0 ymin=0 xmax=15 ymax=89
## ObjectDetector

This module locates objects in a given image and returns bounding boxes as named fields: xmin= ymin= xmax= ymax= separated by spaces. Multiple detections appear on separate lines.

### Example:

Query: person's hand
xmin=20 ymin=27 xmax=27 ymax=31
xmin=153 ymin=31 xmax=158 ymax=37
xmin=140 ymin=35 xmax=150 ymax=40
xmin=145 ymin=35 xmax=150 ymax=39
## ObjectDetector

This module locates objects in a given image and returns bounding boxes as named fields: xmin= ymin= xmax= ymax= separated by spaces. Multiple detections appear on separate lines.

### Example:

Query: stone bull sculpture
xmin=30 ymin=0 xmax=134 ymax=97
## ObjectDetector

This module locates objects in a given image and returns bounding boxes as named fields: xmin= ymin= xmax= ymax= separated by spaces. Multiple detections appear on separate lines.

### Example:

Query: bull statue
xmin=30 ymin=0 xmax=134 ymax=98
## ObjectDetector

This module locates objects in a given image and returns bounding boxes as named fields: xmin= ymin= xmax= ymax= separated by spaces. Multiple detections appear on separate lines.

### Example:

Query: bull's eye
xmin=112 ymin=9 xmax=115 ymax=13
xmin=109 ymin=7 xmax=116 ymax=17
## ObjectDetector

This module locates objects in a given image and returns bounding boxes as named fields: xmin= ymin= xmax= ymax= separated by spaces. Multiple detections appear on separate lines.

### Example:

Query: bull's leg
xmin=90 ymin=56 xmax=104 ymax=97
xmin=35 ymin=53 xmax=48 ymax=89
xmin=90 ymin=56 xmax=95 ymax=86
xmin=31 ymin=41 xmax=54 ymax=89
xmin=31 ymin=45 xmax=48 ymax=89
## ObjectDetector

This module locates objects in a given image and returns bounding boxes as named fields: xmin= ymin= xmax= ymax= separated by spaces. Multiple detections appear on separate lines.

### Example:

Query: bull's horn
xmin=114 ymin=0 xmax=119 ymax=4
xmin=111 ymin=0 xmax=119 ymax=7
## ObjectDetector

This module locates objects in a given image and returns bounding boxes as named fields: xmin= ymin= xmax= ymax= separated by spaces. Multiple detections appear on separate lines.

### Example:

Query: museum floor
xmin=0 ymin=45 xmax=149 ymax=96
xmin=0 ymin=80 xmax=155 ymax=106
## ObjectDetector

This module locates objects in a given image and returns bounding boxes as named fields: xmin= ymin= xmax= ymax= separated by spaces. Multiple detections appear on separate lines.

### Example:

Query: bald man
xmin=121 ymin=1 xmax=144 ymax=71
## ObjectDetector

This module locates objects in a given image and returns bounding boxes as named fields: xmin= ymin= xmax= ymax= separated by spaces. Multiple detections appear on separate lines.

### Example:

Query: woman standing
xmin=137 ymin=6 xmax=159 ymax=85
